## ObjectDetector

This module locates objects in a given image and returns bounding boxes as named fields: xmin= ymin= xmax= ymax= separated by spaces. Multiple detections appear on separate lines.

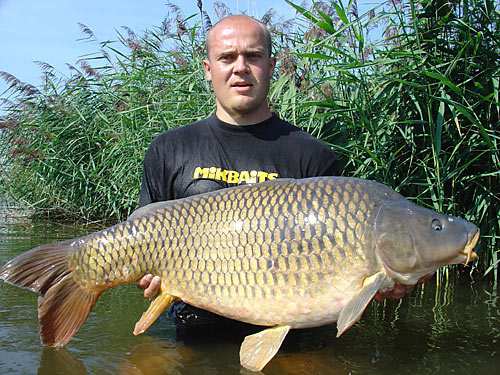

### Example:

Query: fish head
xmin=374 ymin=199 xmax=479 ymax=284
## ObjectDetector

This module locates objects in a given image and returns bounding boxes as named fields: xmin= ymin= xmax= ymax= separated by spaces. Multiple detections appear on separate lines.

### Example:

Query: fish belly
xmin=72 ymin=177 xmax=389 ymax=326
xmin=150 ymin=177 xmax=386 ymax=327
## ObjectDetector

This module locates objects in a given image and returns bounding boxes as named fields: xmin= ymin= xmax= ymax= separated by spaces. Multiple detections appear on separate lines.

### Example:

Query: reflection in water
xmin=263 ymin=351 xmax=347 ymax=375
xmin=38 ymin=348 xmax=87 ymax=375
xmin=117 ymin=339 xmax=196 ymax=375
xmin=116 ymin=336 xmax=349 ymax=375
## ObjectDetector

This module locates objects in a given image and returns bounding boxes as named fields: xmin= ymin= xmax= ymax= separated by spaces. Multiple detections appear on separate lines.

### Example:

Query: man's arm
xmin=137 ymin=136 xmax=171 ymax=298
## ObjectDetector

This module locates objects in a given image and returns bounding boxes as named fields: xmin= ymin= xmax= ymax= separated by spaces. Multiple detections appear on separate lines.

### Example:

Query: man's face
xmin=203 ymin=18 xmax=275 ymax=119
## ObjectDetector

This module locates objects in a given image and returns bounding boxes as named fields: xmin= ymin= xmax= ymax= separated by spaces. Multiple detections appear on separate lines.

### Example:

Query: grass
xmin=0 ymin=0 xmax=498 ymax=277
xmin=284 ymin=0 xmax=499 ymax=278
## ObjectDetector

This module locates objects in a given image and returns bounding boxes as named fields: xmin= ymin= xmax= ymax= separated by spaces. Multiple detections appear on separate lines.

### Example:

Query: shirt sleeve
xmin=318 ymin=147 xmax=339 ymax=176
xmin=138 ymin=136 xmax=171 ymax=207
xmin=305 ymin=140 xmax=340 ymax=177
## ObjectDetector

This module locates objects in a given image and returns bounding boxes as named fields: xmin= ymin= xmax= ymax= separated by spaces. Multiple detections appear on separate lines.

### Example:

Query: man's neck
xmin=216 ymin=105 xmax=273 ymax=125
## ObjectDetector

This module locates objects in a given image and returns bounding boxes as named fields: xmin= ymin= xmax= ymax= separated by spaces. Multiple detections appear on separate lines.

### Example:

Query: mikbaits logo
xmin=193 ymin=166 xmax=278 ymax=184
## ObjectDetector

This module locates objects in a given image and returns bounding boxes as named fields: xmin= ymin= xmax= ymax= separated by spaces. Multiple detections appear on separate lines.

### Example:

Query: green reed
xmin=0 ymin=0 xmax=498 ymax=277
xmin=280 ymin=0 xmax=498 ymax=278
xmin=0 ymin=5 xmax=214 ymax=221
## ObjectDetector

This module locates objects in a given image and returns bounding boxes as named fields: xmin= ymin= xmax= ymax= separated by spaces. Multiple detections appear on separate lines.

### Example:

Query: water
xmin=0 ymin=221 xmax=498 ymax=375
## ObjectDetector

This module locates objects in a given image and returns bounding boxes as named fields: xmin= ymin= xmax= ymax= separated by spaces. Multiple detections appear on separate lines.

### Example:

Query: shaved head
xmin=202 ymin=14 xmax=276 ymax=124
xmin=206 ymin=15 xmax=272 ymax=58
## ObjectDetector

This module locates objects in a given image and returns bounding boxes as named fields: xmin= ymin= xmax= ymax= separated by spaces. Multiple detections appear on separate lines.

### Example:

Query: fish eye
xmin=431 ymin=219 xmax=443 ymax=231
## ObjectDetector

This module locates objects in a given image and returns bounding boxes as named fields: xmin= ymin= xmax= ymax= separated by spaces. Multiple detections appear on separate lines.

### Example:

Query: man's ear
xmin=203 ymin=59 xmax=212 ymax=81
xmin=269 ymin=57 xmax=276 ymax=78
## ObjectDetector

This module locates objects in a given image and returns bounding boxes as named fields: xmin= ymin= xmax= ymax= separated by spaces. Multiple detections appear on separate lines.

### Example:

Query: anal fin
xmin=133 ymin=282 xmax=177 ymax=335
xmin=240 ymin=325 xmax=291 ymax=372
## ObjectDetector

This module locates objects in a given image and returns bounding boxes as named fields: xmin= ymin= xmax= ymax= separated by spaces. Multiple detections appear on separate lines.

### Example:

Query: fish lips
xmin=450 ymin=228 xmax=479 ymax=265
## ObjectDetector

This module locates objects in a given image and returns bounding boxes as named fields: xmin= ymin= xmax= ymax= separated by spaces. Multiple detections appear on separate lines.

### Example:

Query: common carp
xmin=0 ymin=177 xmax=479 ymax=371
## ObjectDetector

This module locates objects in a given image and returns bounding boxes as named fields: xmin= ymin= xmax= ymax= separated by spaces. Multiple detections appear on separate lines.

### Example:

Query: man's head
xmin=206 ymin=16 xmax=273 ymax=58
xmin=203 ymin=15 xmax=276 ymax=124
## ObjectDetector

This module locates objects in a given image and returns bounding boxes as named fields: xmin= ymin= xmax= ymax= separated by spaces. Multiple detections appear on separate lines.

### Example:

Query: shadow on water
xmin=0 ymin=221 xmax=499 ymax=374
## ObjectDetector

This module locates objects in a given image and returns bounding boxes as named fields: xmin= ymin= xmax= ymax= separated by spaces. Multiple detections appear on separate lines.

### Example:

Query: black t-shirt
xmin=139 ymin=113 xmax=338 ymax=206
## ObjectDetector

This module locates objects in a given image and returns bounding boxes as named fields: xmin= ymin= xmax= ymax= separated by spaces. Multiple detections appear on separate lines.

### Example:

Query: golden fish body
xmin=71 ymin=178 xmax=389 ymax=327
xmin=1 ymin=177 xmax=479 ymax=371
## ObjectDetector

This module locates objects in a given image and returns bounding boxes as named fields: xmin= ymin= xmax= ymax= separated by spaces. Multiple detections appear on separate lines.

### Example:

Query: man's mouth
xmin=231 ymin=82 xmax=253 ymax=88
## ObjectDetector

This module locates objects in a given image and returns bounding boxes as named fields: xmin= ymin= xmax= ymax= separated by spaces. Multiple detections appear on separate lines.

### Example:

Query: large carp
xmin=0 ymin=177 xmax=479 ymax=371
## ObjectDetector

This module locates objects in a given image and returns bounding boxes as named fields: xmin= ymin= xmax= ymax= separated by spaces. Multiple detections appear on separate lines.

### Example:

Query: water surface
xmin=0 ymin=221 xmax=498 ymax=374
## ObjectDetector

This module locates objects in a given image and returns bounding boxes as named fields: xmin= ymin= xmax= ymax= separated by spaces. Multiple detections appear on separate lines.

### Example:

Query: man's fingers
xmin=138 ymin=274 xmax=154 ymax=289
xmin=144 ymin=275 xmax=161 ymax=299
xmin=374 ymin=283 xmax=415 ymax=301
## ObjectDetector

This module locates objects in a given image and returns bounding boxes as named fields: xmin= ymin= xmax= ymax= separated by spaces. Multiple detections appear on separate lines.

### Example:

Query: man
xmin=137 ymin=15 xmax=338 ymax=327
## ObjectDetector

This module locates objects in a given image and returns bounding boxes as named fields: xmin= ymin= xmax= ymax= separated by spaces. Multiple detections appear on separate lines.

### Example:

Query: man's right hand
xmin=138 ymin=274 xmax=161 ymax=299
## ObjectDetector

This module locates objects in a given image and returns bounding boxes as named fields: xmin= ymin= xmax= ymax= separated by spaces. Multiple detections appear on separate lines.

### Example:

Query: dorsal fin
xmin=128 ymin=179 xmax=298 ymax=221
xmin=128 ymin=201 xmax=172 ymax=221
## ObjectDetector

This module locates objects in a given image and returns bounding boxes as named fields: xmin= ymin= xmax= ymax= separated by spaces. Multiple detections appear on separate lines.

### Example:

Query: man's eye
xmin=218 ymin=55 xmax=233 ymax=62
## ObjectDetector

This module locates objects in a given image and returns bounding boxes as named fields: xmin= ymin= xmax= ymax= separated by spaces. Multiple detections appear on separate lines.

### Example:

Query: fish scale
xmin=1 ymin=176 xmax=479 ymax=372
xmin=68 ymin=178 xmax=384 ymax=326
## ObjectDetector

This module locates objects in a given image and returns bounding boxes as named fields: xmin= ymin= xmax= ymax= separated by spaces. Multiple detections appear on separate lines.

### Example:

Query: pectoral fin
xmin=240 ymin=325 xmax=291 ymax=372
xmin=133 ymin=284 xmax=177 ymax=335
xmin=337 ymin=271 xmax=391 ymax=337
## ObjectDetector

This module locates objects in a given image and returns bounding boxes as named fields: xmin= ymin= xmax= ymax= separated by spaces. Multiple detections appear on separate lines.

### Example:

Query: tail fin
xmin=0 ymin=241 xmax=102 ymax=347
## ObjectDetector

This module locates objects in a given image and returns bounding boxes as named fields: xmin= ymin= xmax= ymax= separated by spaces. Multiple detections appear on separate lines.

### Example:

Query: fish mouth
xmin=459 ymin=228 xmax=479 ymax=265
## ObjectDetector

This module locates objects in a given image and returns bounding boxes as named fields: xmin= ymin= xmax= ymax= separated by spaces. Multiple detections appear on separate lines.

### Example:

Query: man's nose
xmin=233 ymin=55 xmax=250 ymax=73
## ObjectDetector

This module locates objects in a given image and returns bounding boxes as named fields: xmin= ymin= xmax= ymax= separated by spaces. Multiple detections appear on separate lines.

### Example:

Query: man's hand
xmin=374 ymin=283 xmax=415 ymax=302
xmin=138 ymin=274 xmax=161 ymax=299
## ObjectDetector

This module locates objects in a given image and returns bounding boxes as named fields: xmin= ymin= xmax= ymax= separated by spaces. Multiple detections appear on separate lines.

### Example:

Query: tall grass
xmin=0 ymin=5 xmax=213 ymax=221
xmin=280 ymin=0 xmax=499 ymax=278
xmin=0 ymin=0 xmax=498 ymax=276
